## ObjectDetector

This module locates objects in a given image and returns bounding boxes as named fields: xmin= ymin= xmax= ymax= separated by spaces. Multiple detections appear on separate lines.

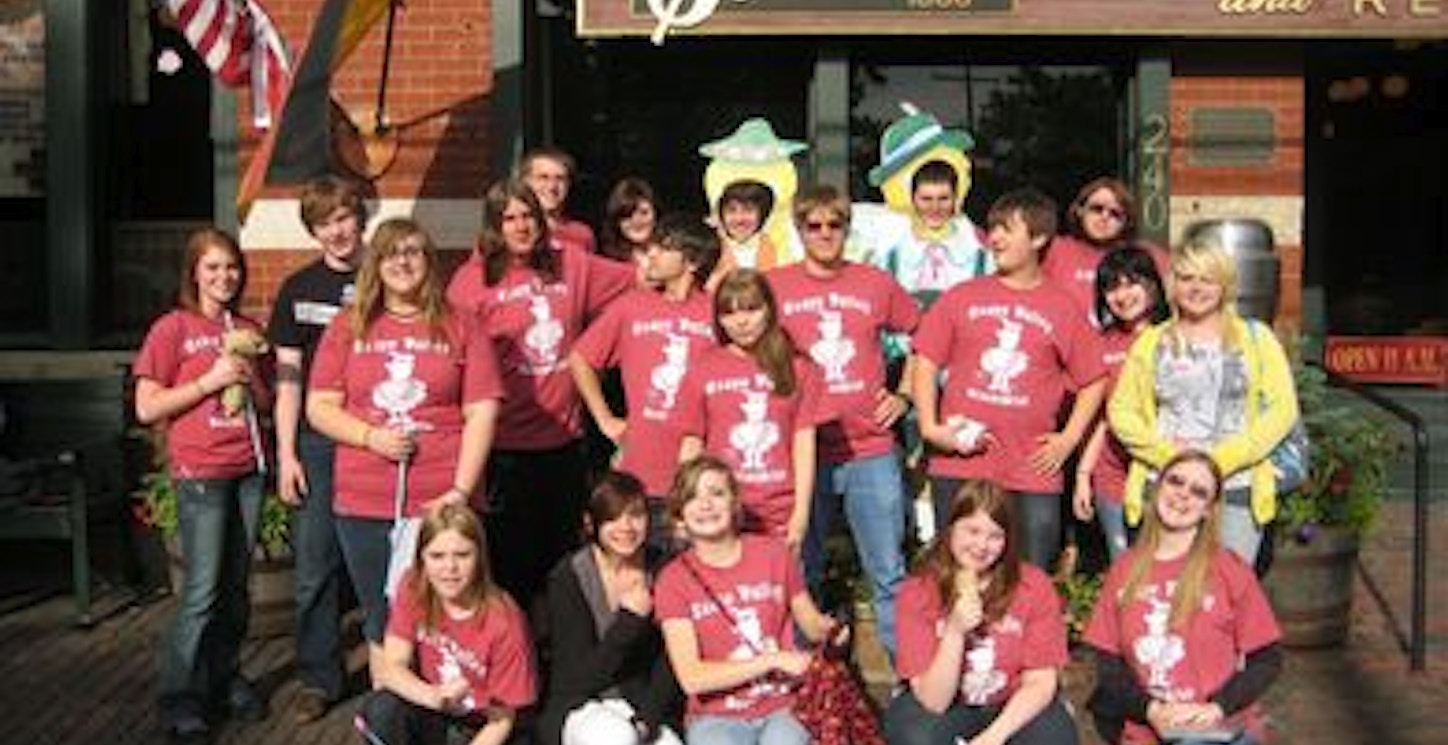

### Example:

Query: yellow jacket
xmin=1108 ymin=317 xmax=1300 ymax=526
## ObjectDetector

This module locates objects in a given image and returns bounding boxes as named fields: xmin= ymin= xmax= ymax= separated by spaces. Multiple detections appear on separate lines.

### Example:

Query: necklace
xmin=385 ymin=305 xmax=421 ymax=320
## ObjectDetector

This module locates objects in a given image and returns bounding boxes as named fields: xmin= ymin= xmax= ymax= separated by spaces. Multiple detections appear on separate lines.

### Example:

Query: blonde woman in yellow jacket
xmin=1107 ymin=234 xmax=1299 ymax=566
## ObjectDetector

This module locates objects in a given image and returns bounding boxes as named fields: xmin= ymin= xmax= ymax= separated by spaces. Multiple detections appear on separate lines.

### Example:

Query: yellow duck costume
xmin=700 ymin=118 xmax=807 ymax=270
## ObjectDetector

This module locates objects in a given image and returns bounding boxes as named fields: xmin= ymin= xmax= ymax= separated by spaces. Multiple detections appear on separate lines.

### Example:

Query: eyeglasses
xmin=805 ymin=219 xmax=845 ymax=233
xmin=1084 ymin=202 xmax=1127 ymax=222
xmin=382 ymin=245 xmax=425 ymax=262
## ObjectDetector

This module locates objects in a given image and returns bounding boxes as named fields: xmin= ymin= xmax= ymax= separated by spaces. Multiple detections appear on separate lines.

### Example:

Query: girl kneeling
xmin=361 ymin=504 xmax=537 ymax=745
xmin=886 ymin=480 xmax=1078 ymax=745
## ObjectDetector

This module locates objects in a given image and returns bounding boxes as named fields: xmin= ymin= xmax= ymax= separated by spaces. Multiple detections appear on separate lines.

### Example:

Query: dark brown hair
xmin=584 ymin=470 xmax=649 ymax=548
xmin=599 ymin=177 xmax=658 ymax=262
xmin=985 ymin=187 xmax=1058 ymax=240
xmin=478 ymin=179 xmax=560 ymax=286
xmin=1066 ymin=176 xmax=1139 ymax=246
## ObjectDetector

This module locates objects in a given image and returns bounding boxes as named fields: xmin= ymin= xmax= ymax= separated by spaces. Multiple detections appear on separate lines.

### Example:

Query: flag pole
xmin=374 ymin=0 xmax=400 ymax=134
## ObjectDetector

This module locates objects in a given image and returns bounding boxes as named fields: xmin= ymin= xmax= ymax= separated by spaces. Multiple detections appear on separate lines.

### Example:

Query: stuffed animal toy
xmin=220 ymin=328 xmax=268 ymax=417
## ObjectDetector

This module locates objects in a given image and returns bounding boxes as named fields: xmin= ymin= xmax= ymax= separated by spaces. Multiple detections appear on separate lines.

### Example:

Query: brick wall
xmin=1168 ymin=52 xmax=1306 ymax=334
xmin=238 ymin=0 xmax=495 ymax=322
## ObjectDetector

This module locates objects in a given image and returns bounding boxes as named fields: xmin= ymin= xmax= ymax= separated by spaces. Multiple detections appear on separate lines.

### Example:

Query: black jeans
xmin=884 ymin=688 xmax=1078 ymax=745
xmin=485 ymin=442 xmax=590 ymax=607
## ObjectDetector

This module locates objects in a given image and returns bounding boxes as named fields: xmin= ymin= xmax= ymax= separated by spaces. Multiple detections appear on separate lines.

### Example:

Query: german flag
xmin=238 ymin=0 xmax=394 ymax=220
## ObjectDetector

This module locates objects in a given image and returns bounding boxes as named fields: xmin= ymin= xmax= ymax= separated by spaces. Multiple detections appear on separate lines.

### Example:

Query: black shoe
xmin=166 ymin=714 xmax=211 ymax=745
xmin=227 ymin=679 xmax=267 ymax=723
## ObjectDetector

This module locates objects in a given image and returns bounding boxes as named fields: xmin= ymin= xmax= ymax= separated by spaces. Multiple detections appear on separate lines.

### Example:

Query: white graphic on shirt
xmin=1134 ymin=593 xmax=1186 ymax=696
xmin=979 ymin=317 xmax=1029 ymax=395
xmin=647 ymin=332 xmax=691 ymax=411
xmin=809 ymin=309 xmax=856 ymax=384
xmin=729 ymin=390 xmax=780 ymax=471
xmin=522 ymin=293 xmax=564 ymax=371
xmin=437 ymin=647 xmax=478 ymax=713
xmin=372 ymin=351 xmax=428 ymax=432
xmin=960 ymin=636 xmax=1008 ymax=705
xmin=723 ymin=604 xmax=787 ymax=711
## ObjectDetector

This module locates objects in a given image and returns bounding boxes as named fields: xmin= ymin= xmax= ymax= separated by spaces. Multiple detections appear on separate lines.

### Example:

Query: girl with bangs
xmin=308 ymin=218 xmax=504 ymax=679
xmin=361 ymin=503 xmax=537 ymax=745
xmin=1108 ymin=233 xmax=1300 ymax=566
xmin=886 ymin=480 xmax=1076 ymax=745
xmin=1084 ymin=451 xmax=1282 ymax=745
xmin=675 ymin=269 xmax=824 ymax=548
xmin=1073 ymin=247 xmax=1171 ymax=560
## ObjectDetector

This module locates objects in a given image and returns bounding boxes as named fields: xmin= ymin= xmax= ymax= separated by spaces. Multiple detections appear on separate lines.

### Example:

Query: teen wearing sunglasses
xmin=1043 ymin=177 xmax=1170 ymax=326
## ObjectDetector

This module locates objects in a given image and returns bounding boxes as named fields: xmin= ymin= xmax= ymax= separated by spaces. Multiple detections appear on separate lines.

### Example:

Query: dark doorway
xmin=1307 ymin=41 xmax=1447 ymax=336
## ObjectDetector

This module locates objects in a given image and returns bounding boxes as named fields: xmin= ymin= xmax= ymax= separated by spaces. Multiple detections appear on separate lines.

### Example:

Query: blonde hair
xmin=1119 ymin=450 xmax=1225 ymax=631
xmin=1165 ymin=231 xmax=1243 ymax=352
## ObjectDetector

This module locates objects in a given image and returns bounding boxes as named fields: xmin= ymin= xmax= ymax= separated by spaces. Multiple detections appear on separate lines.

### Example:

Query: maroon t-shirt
xmin=572 ymin=288 xmax=717 ymax=496
xmin=675 ymin=350 xmax=824 ymax=535
xmin=769 ymin=262 xmax=919 ymax=464
xmin=387 ymin=575 xmax=538 ymax=713
xmin=133 ymin=310 xmax=270 ymax=480
xmin=309 ymin=314 xmax=504 ymax=519
xmin=1083 ymin=549 xmax=1281 ymax=745
xmin=895 ymin=565 xmax=1068 ymax=707
xmin=551 ymin=218 xmax=597 ymax=255
xmin=913 ymin=276 xmax=1105 ymax=491
xmin=654 ymin=536 xmax=806 ymax=722
xmin=445 ymin=249 xmax=633 ymax=450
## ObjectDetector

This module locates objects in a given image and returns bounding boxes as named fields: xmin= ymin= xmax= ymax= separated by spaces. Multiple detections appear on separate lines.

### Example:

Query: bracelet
xmin=359 ymin=424 xmax=373 ymax=450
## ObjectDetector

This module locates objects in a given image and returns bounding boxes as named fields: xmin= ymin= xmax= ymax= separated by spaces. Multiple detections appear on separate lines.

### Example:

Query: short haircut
xmin=584 ymin=471 xmax=648 ymax=546
xmin=1095 ymin=245 xmax=1170 ymax=330
xmin=298 ymin=175 xmax=369 ymax=235
xmin=985 ymin=187 xmax=1058 ymax=239
xmin=911 ymin=160 xmax=959 ymax=194
xmin=792 ymin=184 xmax=851 ymax=230
xmin=517 ymin=146 xmax=576 ymax=180
xmin=656 ymin=212 xmax=721 ymax=281
xmin=717 ymin=180 xmax=774 ymax=219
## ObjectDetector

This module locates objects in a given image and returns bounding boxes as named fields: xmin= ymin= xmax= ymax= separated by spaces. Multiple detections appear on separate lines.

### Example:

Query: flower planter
xmin=1264 ymin=524 xmax=1359 ymax=648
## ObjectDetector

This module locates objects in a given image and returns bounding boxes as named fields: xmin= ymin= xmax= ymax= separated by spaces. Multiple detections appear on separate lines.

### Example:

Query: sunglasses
xmin=1162 ymin=471 xmax=1214 ymax=501
xmin=805 ymin=219 xmax=845 ymax=233
xmin=1084 ymin=202 xmax=1127 ymax=222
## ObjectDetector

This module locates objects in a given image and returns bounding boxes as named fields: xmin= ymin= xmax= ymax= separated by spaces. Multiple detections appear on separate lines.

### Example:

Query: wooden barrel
xmin=1264 ymin=526 xmax=1359 ymax=647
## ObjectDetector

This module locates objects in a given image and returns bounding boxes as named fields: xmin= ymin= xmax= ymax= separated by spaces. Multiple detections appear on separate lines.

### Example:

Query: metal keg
xmin=1182 ymin=218 xmax=1279 ymax=322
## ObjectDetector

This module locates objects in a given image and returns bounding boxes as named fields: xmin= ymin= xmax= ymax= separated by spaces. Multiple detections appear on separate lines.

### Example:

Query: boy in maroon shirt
xmin=519 ymin=147 xmax=597 ymax=255
xmin=911 ymin=188 xmax=1106 ymax=571
xmin=769 ymin=185 xmax=919 ymax=660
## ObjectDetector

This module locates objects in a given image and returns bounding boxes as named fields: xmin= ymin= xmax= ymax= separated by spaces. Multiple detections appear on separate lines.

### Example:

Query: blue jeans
xmin=158 ymin=473 xmax=263 ymax=723
xmin=293 ymin=430 xmax=346 ymax=699
xmin=932 ymin=479 xmax=1062 ymax=572
xmin=884 ymin=688 xmax=1078 ymax=745
xmin=803 ymin=451 xmax=907 ymax=659
xmin=1094 ymin=494 xmax=1130 ymax=561
xmin=687 ymin=708 xmax=810 ymax=745
xmin=1221 ymin=488 xmax=1263 ymax=567
xmin=646 ymin=496 xmax=680 ymax=559
xmin=336 ymin=515 xmax=393 ymax=644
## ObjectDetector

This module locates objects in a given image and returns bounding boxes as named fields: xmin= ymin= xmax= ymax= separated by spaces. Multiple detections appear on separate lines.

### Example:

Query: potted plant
xmin=133 ymin=464 xmax=296 ymax=638
xmin=1264 ymin=362 xmax=1399 ymax=647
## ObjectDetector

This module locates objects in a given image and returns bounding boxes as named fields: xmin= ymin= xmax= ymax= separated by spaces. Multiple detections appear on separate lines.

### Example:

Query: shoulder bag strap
xmin=679 ymin=554 xmax=765 ymax=656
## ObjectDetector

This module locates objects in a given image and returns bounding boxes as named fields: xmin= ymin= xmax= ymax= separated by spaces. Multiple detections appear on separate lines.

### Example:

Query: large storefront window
xmin=850 ymin=41 xmax=1130 ymax=218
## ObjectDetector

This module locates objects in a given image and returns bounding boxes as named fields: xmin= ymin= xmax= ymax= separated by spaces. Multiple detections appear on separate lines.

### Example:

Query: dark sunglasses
xmin=805 ymin=219 xmax=845 ymax=233
xmin=1084 ymin=202 xmax=1127 ymax=222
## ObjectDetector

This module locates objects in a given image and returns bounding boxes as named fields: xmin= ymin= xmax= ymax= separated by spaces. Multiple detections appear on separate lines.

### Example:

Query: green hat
xmin=699 ymin=118 xmax=808 ymax=163
xmin=867 ymin=104 xmax=974 ymax=187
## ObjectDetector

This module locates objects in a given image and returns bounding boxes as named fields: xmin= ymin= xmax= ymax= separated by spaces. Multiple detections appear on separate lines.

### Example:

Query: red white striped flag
xmin=164 ymin=0 xmax=291 ymax=129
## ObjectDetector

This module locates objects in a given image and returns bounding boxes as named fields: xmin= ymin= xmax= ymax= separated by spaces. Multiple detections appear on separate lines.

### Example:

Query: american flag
xmin=163 ymin=0 xmax=291 ymax=129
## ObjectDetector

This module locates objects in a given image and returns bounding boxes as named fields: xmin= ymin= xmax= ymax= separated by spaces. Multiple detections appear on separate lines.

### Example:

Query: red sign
xmin=1325 ymin=336 xmax=1448 ymax=387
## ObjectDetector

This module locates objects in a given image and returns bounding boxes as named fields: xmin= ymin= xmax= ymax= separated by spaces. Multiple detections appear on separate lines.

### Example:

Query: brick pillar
xmin=1169 ymin=51 xmax=1305 ymax=335
xmin=233 ymin=0 xmax=496 ymax=323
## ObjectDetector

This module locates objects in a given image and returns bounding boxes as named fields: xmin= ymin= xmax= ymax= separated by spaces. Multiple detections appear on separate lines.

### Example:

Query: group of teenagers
xmin=135 ymin=146 xmax=1300 ymax=745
